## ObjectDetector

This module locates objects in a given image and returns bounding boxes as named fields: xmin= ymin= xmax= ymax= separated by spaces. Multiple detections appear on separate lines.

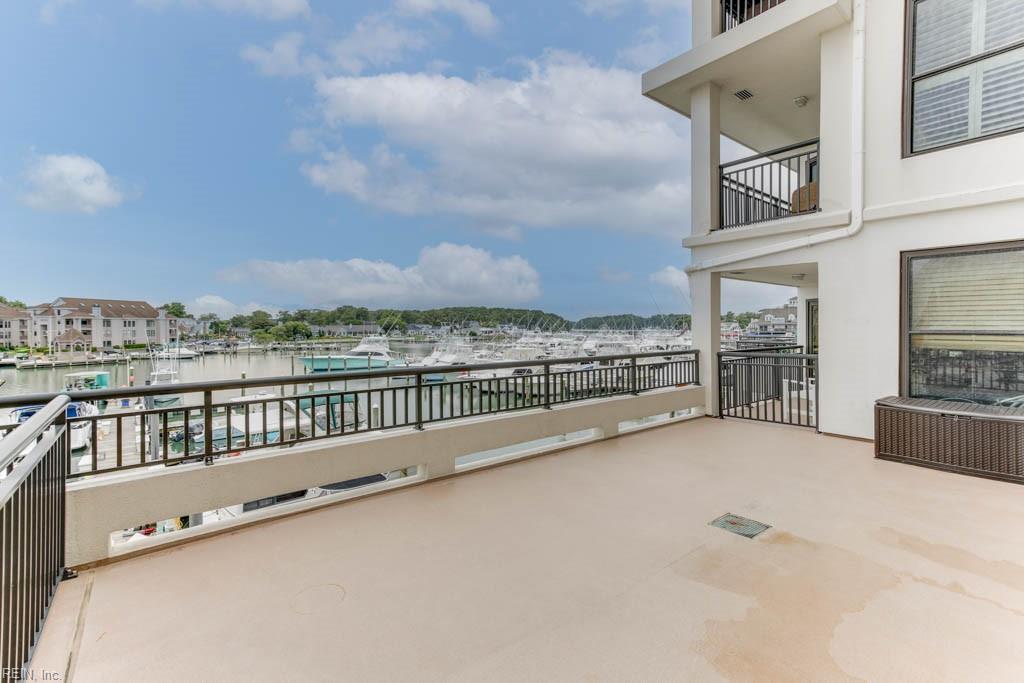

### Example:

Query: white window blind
xmin=985 ymin=0 xmax=1024 ymax=52
xmin=911 ymin=0 xmax=1024 ymax=152
xmin=910 ymin=248 xmax=1024 ymax=333
xmin=914 ymin=0 xmax=974 ymax=74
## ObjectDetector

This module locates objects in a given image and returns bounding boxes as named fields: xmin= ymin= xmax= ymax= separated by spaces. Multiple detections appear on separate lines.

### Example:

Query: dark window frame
xmin=899 ymin=239 xmax=1024 ymax=397
xmin=902 ymin=0 xmax=1024 ymax=157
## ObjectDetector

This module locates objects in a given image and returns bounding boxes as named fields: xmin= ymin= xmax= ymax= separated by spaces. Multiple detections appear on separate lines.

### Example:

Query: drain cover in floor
xmin=709 ymin=513 xmax=771 ymax=539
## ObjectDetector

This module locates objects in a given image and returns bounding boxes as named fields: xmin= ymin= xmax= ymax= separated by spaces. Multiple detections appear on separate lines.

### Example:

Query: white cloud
xmin=329 ymin=14 xmax=428 ymax=75
xmin=301 ymin=147 xmax=370 ymax=200
xmin=396 ymin=0 xmax=498 ymax=36
xmin=305 ymin=52 xmax=690 ymax=237
xmin=650 ymin=265 xmax=690 ymax=299
xmin=618 ymin=24 xmax=680 ymax=69
xmin=219 ymin=242 xmax=541 ymax=308
xmin=191 ymin=295 xmax=280 ymax=318
xmin=578 ymin=0 xmax=679 ymax=17
xmin=241 ymin=32 xmax=322 ymax=77
xmin=243 ymin=16 xmax=427 ymax=78
xmin=138 ymin=0 xmax=310 ymax=21
xmin=287 ymin=127 xmax=318 ymax=153
xmin=480 ymin=225 xmax=523 ymax=241
xmin=650 ymin=266 xmax=796 ymax=313
xmin=22 ymin=154 xmax=125 ymax=214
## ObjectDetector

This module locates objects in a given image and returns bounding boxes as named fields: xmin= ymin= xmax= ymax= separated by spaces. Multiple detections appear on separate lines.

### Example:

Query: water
xmin=0 ymin=343 xmax=435 ymax=397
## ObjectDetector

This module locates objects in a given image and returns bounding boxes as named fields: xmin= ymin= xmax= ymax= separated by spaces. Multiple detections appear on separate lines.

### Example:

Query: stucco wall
xmin=66 ymin=386 xmax=704 ymax=566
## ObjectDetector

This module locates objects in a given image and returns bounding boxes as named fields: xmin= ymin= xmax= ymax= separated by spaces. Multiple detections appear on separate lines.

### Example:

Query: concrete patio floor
xmin=31 ymin=417 xmax=1024 ymax=681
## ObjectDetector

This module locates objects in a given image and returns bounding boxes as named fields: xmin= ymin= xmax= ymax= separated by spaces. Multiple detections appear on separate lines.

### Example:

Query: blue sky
xmin=0 ymin=0 xmax=790 ymax=319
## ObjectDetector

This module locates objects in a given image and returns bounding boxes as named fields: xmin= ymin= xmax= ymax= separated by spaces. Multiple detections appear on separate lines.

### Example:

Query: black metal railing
xmin=719 ymin=138 xmax=819 ymax=230
xmin=0 ymin=351 xmax=699 ymax=480
xmin=735 ymin=337 xmax=798 ymax=351
xmin=718 ymin=348 xmax=817 ymax=428
xmin=721 ymin=0 xmax=787 ymax=32
xmin=0 ymin=396 xmax=69 ymax=675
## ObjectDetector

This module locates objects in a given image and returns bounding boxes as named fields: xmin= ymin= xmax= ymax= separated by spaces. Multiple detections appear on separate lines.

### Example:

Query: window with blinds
xmin=908 ymin=0 xmax=1024 ymax=153
xmin=903 ymin=242 xmax=1024 ymax=404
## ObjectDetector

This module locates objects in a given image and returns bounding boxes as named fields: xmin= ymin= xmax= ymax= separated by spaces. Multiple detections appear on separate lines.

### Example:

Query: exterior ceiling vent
xmin=734 ymin=89 xmax=754 ymax=101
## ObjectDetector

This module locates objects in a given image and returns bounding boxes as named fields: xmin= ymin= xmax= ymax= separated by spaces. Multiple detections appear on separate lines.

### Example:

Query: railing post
xmin=814 ymin=355 xmax=820 ymax=433
xmin=543 ymin=362 xmax=552 ymax=409
xmin=631 ymin=355 xmax=639 ymax=395
xmin=414 ymin=372 xmax=424 ymax=430
xmin=717 ymin=353 xmax=725 ymax=419
xmin=718 ymin=165 xmax=725 ymax=231
xmin=203 ymin=390 xmax=214 ymax=464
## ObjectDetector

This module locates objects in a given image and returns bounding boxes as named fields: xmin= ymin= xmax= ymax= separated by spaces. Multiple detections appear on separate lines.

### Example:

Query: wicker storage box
xmin=875 ymin=396 xmax=1024 ymax=484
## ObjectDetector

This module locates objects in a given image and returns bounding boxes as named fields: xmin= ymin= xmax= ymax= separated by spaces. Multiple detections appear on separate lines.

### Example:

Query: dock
xmin=16 ymin=356 xmax=129 ymax=370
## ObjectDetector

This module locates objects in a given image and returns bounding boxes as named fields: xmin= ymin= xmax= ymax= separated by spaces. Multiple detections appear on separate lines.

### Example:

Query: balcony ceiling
xmin=724 ymin=262 xmax=819 ymax=287
xmin=33 ymin=418 xmax=1024 ymax=681
xmin=642 ymin=0 xmax=852 ymax=153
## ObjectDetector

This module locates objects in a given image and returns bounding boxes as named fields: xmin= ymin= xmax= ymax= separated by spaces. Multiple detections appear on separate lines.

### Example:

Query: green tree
xmin=735 ymin=312 xmax=758 ymax=329
xmin=0 ymin=296 xmax=26 ymax=309
xmin=269 ymin=321 xmax=312 ymax=341
xmin=249 ymin=310 xmax=275 ymax=331
xmin=160 ymin=302 xmax=188 ymax=318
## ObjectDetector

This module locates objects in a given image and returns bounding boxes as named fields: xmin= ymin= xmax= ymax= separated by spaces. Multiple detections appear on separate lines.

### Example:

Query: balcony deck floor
xmin=32 ymin=417 xmax=1024 ymax=682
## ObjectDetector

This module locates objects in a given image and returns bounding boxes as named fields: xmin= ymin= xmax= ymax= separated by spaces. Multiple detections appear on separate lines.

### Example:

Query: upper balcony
xmin=719 ymin=137 xmax=820 ymax=230
xmin=642 ymin=0 xmax=851 ymax=153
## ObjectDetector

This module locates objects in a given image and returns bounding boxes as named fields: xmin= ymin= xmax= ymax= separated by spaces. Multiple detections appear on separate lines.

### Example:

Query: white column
xmin=690 ymin=82 xmax=721 ymax=237
xmin=692 ymin=1 xmax=723 ymax=46
xmin=689 ymin=269 xmax=721 ymax=415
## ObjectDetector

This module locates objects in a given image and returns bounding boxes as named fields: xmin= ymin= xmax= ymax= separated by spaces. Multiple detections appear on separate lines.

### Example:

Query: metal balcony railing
xmin=0 ymin=396 xmax=69 ymax=675
xmin=719 ymin=138 xmax=819 ymax=230
xmin=721 ymin=0 xmax=787 ymax=32
xmin=718 ymin=347 xmax=818 ymax=428
xmin=0 ymin=351 xmax=700 ymax=480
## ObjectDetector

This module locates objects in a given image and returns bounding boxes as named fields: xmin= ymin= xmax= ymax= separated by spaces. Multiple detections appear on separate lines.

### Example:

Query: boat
xmin=12 ymin=402 xmax=98 ymax=451
xmin=299 ymin=336 xmax=407 ymax=372
xmin=148 ymin=367 xmax=182 ymax=408
xmin=63 ymin=370 xmax=112 ymax=392
xmin=154 ymin=345 xmax=199 ymax=360
xmin=412 ymin=339 xmax=480 ymax=381
xmin=175 ymin=391 xmax=365 ymax=455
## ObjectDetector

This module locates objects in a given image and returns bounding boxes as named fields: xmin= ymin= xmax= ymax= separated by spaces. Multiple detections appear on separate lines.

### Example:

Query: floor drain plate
xmin=709 ymin=513 xmax=771 ymax=539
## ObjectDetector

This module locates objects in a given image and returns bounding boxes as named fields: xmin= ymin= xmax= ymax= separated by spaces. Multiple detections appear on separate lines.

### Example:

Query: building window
xmin=905 ymin=0 xmax=1024 ymax=154
xmin=901 ymin=241 xmax=1024 ymax=404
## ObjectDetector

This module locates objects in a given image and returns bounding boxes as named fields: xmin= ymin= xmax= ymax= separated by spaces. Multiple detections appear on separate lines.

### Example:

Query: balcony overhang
xmin=641 ymin=0 xmax=851 ymax=153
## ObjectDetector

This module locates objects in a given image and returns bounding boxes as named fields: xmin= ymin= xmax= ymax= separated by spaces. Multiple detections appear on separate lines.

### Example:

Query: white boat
xmin=183 ymin=391 xmax=366 ymax=454
xmin=300 ymin=336 xmax=407 ymax=372
xmin=148 ymin=367 xmax=182 ymax=408
xmin=155 ymin=345 xmax=199 ymax=360
xmin=413 ymin=340 xmax=479 ymax=381
xmin=63 ymin=370 xmax=112 ymax=392
xmin=11 ymin=402 xmax=98 ymax=452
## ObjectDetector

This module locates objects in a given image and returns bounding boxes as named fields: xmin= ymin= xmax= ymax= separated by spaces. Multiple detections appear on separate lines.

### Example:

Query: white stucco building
xmin=644 ymin=0 xmax=1024 ymax=438
xmin=0 ymin=304 xmax=31 ymax=349
xmin=26 ymin=297 xmax=180 ymax=350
